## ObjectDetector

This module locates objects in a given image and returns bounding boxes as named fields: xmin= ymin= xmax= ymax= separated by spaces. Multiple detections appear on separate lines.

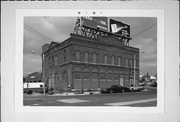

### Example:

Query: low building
xmin=42 ymin=33 xmax=139 ymax=91
xmin=24 ymin=72 xmax=44 ymax=93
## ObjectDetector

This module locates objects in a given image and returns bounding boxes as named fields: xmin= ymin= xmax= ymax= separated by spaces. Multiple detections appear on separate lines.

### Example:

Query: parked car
xmin=139 ymin=82 xmax=145 ymax=86
xmin=129 ymin=85 xmax=144 ymax=92
xmin=101 ymin=85 xmax=131 ymax=94
xmin=150 ymin=82 xmax=157 ymax=87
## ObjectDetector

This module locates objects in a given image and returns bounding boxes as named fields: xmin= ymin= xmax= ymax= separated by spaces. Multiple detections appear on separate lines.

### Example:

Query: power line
xmin=24 ymin=23 xmax=54 ymax=42
xmin=132 ymin=23 xmax=157 ymax=38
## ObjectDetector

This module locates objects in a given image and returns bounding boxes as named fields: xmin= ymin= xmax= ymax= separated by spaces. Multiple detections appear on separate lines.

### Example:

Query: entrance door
xmin=120 ymin=78 xmax=124 ymax=86
xmin=62 ymin=71 xmax=68 ymax=90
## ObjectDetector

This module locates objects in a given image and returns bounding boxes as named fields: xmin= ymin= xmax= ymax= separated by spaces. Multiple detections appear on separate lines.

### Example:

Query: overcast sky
xmin=24 ymin=17 xmax=157 ymax=76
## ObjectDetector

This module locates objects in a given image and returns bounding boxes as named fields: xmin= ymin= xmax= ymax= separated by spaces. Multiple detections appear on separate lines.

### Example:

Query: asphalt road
xmin=24 ymin=89 xmax=157 ymax=107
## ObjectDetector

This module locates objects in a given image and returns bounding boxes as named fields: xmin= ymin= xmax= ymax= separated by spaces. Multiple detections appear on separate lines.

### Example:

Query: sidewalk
xmin=49 ymin=91 xmax=101 ymax=96
xmin=24 ymin=91 xmax=101 ymax=97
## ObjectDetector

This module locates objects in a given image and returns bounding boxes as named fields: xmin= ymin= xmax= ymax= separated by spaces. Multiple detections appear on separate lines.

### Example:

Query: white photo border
xmin=15 ymin=9 xmax=164 ymax=113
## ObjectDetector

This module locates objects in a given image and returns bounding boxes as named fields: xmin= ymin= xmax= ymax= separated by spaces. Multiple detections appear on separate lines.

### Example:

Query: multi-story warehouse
xmin=42 ymin=33 xmax=139 ymax=91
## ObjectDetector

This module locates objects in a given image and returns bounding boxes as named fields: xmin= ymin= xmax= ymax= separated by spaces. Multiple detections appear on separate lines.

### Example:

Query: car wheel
xmin=109 ymin=90 xmax=113 ymax=94
xmin=122 ymin=89 xmax=125 ymax=93
xmin=27 ymin=90 xmax=33 ymax=94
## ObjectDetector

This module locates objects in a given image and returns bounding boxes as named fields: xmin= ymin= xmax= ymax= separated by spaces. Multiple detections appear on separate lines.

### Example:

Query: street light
xmin=133 ymin=54 xmax=136 ymax=86
xmin=133 ymin=51 xmax=145 ymax=86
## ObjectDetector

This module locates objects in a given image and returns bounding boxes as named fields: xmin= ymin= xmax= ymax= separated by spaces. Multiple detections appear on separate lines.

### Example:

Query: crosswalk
xmin=55 ymin=98 xmax=157 ymax=106
xmin=56 ymin=98 xmax=90 ymax=103
xmin=104 ymin=98 xmax=157 ymax=106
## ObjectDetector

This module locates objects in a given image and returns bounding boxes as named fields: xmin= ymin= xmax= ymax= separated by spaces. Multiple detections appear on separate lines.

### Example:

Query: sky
xmin=24 ymin=17 xmax=157 ymax=76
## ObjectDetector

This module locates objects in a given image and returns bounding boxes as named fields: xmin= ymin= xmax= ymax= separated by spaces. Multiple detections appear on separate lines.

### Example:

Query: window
xmin=99 ymin=73 xmax=106 ymax=80
xmin=73 ymin=72 xmax=81 ymax=79
xmin=130 ymin=59 xmax=133 ymax=68
xmin=64 ymin=56 xmax=67 ymax=63
xmin=136 ymin=59 xmax=138 ymax=67
xmin=75 ymin=51 xmax=80 ymax=61
xmin=55 ymin=54 xmax=58 ymax=66
xmin=111 ymin=56 xmax=115 ymax=65
xmin=91 ymin=73 xmax=98 ymax=79
xmin=113 ymin=74 xmax=119 ymax=80
xmin=63 ymin=53 xmax=67 ymax=63
xmin=52 ymin=55 xmax=54 ymax=66
xmin=92 ymin=53 xmax=97 ymax=63
xmin=48 ymin=56 xmax=51 ymax=68
xmin=83 ymin=72 xmax=90 ymax=79
xmin=107 ymin=73 xmax=113 ymax=80
xmin=84 ymin=52 xmax=89 ymax=63
xmin=104 ymin=55 xmax=108 ymax=64
xmin=134 ymin=59 xmax=137 ymax=67
xmin=118 ymin=56 xmax=121 ymax=66
xmin=125 ymin=58 xmax=129 ymax=67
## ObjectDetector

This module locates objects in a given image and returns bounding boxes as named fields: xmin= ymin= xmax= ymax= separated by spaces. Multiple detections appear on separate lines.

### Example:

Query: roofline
xmin=42 ymin=33 xmax=139 ymax=55
xmin=70 ymin=33 xmax=139 ymax=51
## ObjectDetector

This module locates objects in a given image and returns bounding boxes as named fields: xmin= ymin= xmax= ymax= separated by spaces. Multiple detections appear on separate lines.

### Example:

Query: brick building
xmin=24 ymin=72 xmax=42 ymax=83
xmin=42 ymin=33 xmax=139 ymax=91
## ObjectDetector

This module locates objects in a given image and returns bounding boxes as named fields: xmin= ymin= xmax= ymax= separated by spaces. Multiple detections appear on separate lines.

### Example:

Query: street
xmin=24 ymin=89 xmax=157 ymax=107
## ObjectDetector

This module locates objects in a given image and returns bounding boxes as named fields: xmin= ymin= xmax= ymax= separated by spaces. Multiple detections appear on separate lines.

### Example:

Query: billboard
xmin=109 ymin=19 xmax=130 ymax=38
xmin=81 ymin=17 xmax=108 ymax=32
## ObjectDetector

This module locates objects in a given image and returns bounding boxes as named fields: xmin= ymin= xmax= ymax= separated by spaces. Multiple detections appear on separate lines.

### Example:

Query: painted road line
xmin=104 ymin=98 xmax=157 ymax=106
xmin=32 ymin=103 xmax=40 ymax=106
xmin=56 ymin=98 xmax=89 ymax=103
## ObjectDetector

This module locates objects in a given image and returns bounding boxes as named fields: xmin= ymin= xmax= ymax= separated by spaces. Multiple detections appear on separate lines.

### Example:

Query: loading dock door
xmin=120 ymin=78 xmax=124 ymax=86
xmin=74 ymin=79 xmax=82 ymax=89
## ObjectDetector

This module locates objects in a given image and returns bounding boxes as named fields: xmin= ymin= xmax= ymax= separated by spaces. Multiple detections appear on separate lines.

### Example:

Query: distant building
xmin=42 ymin=34 xmax=139 ymax=91
xmin=139 ymin=74 xmax=144 ymax=81
xmin=24 ymin=72 xmax=42 ymax=83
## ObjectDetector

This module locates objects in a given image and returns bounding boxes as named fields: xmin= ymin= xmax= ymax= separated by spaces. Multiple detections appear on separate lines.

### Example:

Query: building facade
xmin=42 ymin=33 xmax=139 ymax=91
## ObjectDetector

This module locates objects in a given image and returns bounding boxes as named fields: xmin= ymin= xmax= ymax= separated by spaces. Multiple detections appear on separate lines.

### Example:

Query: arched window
xmin=99 ymin=73 xmax=106 ymax=80
xmin=55 ymin=54 xmax=58 ymax=66
xmin=130 ymin=59 xmax=133 ymax=68
xmin=113 ymin=74 xmax=119 ymax=80
xmin=52 ymin=55 xmax=55 ymax=66
xmin=107 ymin=73 xmax=113 ymax=80
xmin=48 ymin=56 xmax=51 ymax=68
xmin=75 ymin=51 xmax=80 ymax=61
xmin=92 ymin=53 xmax=97 ymax=63
xmin=104 ymin=55 xmax=108 ymax=64
xmin=62 ymin=71 xmax=68 ymax=81
xmin=91 ymin=72 xmax=98 ymax=79
xmin=118 ymin=56 xmax=121 ymax=66
xmin=83 ymin=72 xmax=90 ymax=79
xmin=73 ymin=72 xmax=81 ymax=79
xmin=111 ymin=56 xmax=115 ymax=65
xmin=84 ymin=52 xmax=89 ymax=63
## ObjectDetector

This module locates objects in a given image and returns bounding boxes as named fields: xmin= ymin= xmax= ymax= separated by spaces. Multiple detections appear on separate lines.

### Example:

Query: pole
xmin=42 ymin=53 xmax=46 ymax=95
xmin=133 ymin=54 xmax=136 ymax=86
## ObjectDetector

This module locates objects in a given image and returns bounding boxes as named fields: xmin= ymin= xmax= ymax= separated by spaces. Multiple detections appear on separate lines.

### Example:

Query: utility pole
xmin=42 ymin=53 xmax=46 ymax=95
xmin=133 ymin=54 xmax=136 ymax=86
